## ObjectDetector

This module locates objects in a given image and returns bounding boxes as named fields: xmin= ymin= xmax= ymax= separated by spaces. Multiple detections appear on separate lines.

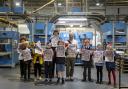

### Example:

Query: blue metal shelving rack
xmin=0 ymin=30 xmax=19 ymax=67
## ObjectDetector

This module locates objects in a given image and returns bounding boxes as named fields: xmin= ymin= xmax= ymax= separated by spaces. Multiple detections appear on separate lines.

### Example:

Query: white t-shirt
xmin=44 ymin=48 xmax=53 ymax=61
xmin=104 ymin=50 xmax=115 ymax=62
xmin=21 ymin=48 xmax=32 ymax=61
xmin=66 ymin=39 xmax=77 ymax=58
xmin=51 ymin=35 xmax=60 ymax=47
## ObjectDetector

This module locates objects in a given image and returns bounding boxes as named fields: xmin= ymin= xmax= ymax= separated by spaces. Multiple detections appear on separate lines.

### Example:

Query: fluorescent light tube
xmin=58 ymin=18 xmax=87 ymax=21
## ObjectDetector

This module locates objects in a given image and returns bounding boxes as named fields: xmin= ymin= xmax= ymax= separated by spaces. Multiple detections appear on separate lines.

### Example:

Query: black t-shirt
xmin=56 ymin=57 xmax=65 ymax=64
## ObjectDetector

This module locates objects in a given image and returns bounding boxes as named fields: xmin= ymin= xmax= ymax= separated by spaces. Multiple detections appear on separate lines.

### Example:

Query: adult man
xmin=81 ymin=39 xmax=93 ymax=82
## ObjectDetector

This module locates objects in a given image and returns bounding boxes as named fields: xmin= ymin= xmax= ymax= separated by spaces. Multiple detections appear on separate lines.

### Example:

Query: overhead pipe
xmin=32 ymin=0 xmax=55 ymax=13
xmin=0 ymin=18 xmax=17 ymax=27
xmin=107 ymin=1 xmax=128 ymax=3
xmin=106 ymin=0 xmax=128 ymax=6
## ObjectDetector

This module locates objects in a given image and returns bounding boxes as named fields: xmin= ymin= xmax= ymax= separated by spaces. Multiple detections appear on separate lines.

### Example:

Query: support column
xmin=54 ymin=1 xmax=58 ymax=15
xmin=45 ymin=21 xmax=48 ymax=46
xmin=85 ymin=0 xmax=88 ymax=13
xmin=126 ymin=23 xmax=128 ymax=47
xmin=66 ymin=0 xmax=68 ymax=13
xmin=31 ymin=20 xmax=35 ymax=42
xmin=112 ymin=21 xmax=115 ymax=48
xmin=95 ymin=27 xmax=97 ymax=49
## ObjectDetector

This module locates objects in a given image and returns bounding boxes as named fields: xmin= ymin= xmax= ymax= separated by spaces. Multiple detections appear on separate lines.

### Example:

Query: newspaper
xmin=56 ymin=45 xmax=65 ymax=57
xmin=44 ymin=49 xmax=53 ymax=61
xmin=81 ymin=49 xmax=91 ymax=61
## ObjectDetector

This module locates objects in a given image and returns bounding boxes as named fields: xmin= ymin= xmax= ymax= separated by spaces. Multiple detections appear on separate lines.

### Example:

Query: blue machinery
xmin=0 ymin=30 xmax=19 ymax=67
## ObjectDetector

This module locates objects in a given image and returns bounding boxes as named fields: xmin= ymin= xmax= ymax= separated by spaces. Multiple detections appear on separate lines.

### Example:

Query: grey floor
xmin=0 ymin=66 xmax=127 ymax=89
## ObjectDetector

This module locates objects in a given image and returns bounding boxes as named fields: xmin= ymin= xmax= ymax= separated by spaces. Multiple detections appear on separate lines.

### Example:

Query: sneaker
xmin=49 ymin=79 xmax=52 ymax=82
xmin=66 ymin=77 xmax=70 ymax=81
xmin=44 ymin=79 xmax=48 ymax=82
xmin=96 ymin=81 xmax=100 ymax=84
xmin=99 ymin=81 xmax=103 ymax=84
xmin=88 ymin=79 xmax=93 ymax=82
xmin=81 ymin=79 xmax=87 ymax=82
xmin=70 ymin=77 xmax=74 ymax=81
xmin=39 ymin=77 xmax=42 ymax=80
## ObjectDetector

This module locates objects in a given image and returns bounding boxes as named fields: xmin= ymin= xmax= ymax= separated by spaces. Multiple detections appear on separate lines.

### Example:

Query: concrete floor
xmin=0 ymin=66 xmax=127 ymax=89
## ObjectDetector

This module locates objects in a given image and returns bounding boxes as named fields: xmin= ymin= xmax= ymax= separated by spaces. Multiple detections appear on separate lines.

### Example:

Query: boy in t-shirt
xmin=19 ymin=42 xmax=32 ymax=81
xmin=44 ymin=43 xmax=54 ymax=82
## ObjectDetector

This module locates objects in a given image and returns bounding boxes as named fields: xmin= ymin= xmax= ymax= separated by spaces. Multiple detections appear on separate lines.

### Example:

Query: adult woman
xmin=66 ymin=33 xmax=77 ymax=81
xmin=50 ymin=30 xmax=60 ymax=78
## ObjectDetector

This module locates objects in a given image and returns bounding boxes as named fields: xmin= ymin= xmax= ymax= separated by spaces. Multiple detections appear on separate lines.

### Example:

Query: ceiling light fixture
xmin=80 ymin=25 xmax=83 ymax=27
xmin=58 ymin=21 xmax=66 ymax=23
xmin=96 ymin=3 xmax=100 ymax=6
xmin=15 ymin=2 xmax=20 ymax=6
xmin=70 ymin=25 xmax=73 ymax=27
xmin=58 ymin=18 xmax=87 ymax=21
xmin=58 ymin=3 xmax=62 ymax=6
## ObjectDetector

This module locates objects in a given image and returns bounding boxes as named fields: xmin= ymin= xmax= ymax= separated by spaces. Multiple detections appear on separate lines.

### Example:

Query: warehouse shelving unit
xmin=114 ymin=23 xmax=128 ymax=74
xmin=0 ymin=0 xmax=31 ymax=67
xmin=34 ymin=22 xmax=54 ymax=46
xmin=34 ymin=22 xmax=46 ymax=45
xmin=0 ymin=26 xmax=19 ymax=67
xmin=122 ymin=59 xmax=128 ymax=73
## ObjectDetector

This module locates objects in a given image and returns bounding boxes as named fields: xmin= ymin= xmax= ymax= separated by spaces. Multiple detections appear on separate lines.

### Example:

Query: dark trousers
xmin=52 ymin=47 xmax=56 ymax=77
xmin=44 ymin=61 xmax=53 ymax=79
xmin=96 ymin=66 xmax=103 ymax=82
xmin=23 ymin=60 xmax=31 ymax=80
xmin=34 ymin=63 xmax=42 ymax=78
xmin=83 ymin=61 xmax=92 ymax=81
xmin=66 ymin=58 xmax=75 ymax=77
xmin=20 ymin=60 xmax=24 ymax=77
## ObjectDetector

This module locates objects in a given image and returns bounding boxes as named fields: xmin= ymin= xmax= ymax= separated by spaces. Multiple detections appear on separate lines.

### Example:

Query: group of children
xmin=17 ymin=36 xmax=117 ymax=87
xmin=17 ymin=36 xmax=66 ymax=84
xmin=81 ymin=39 xmax=117 ymax=88
xmin=18 ymin=36 xmax=44 ymax=81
